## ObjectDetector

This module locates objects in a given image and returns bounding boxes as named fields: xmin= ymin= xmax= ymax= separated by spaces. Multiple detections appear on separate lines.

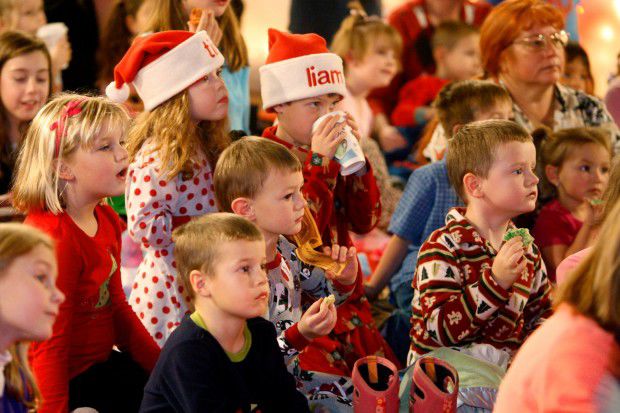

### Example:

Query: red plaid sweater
xmin=410 ymin=208 xmax=553 ymax=356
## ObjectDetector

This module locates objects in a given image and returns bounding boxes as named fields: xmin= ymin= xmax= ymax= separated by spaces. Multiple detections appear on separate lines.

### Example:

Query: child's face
xmin=477 ymin=140 xmax=539 ymax=217
xmin=15 ymin=0 xmax=46 ymax=35
xmin=0 ymin=245 xmax=64 ymax=344
xmin=250 ymin=169 xmax=306 ymax=238
xmin=64 ymin=125 xmax=129 ymax=203
xmin=473 ymin=100 xmax=514 ymax=122
xmin=550 ymin=143 xmax=610 ymax=203
xmin=442 ymin=34 xmax=481 ymax=81
xmin=274 ymin=94 xmax=342 ymax=146
xmin=188 ymin=69 xmax=228 ymax=122
xmin=205 ymin=239 xmax=269 ymax=320
xmin=183 ymin=0 xmax=230 ymax=17
xmin=561 ymin=58 xmax=591 ymax=94
xmin=347 ymin=36 xmax=398 ymax=90
xmin=0 ymin=51 xmax=49 ymax=124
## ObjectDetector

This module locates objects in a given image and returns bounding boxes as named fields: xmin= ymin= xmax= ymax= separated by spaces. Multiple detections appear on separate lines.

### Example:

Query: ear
xmin=230 ymin=197 xmax=255 ymax=220
xmin=545 ymin=165 xmax=560 ymax=186
xmin=272 ymin=104 xmax=286 ymax=115
xmin=53 ymin=159 xmax=75 ymax=181
xmin=463 ymin=172 xmax=484 ymax=199
xmin=189 ymin=269 xmax=210 ymax=297
xmin=433 ymin=46 xmax=446 ymax=63
xmin=125 ymin=15 xmax=138 ymax=36
xmin=451 ymin=123 xmax=463 ymax=136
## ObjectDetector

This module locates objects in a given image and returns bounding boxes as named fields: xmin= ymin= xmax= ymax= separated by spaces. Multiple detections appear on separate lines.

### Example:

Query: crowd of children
xmin=0 ymin=0 xmax=619 ymax=412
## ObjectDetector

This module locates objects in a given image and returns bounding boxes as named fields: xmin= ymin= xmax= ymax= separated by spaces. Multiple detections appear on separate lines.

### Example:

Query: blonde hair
xmin=432 ymin=20 xmax=478 ymax=52
xmin=172 ymin=212 xmax=263 ymax=302
xmin=214 ymin=136 xmax=301 ymax=212
xmin=144 ymin=0 xmax=248 ymax=71
xmin=555 ymin=200 xmax=620 ymax=332
xmin=0 ymin=0 xmax=17 ymax=29
xmin=532 ymin=127 xmax=612 ymax=199
xmin=598 ymin=155 xmax=620 ymax=225
xmin=331 ymin=1 xmax=402 ymax=65
xmin=12 ymin=94 xmax=130 ymax=214
xmin=126 ymin=90 xmax=229 ymax=181
xmin=0 ymin=222 xmax=54 ymax=411
xmin=447 ymin=119 xmax=532 ymax=201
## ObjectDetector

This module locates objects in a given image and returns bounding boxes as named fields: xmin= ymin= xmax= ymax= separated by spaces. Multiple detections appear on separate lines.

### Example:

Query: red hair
xmin=480 ymin=0 xmax=564 ymax=77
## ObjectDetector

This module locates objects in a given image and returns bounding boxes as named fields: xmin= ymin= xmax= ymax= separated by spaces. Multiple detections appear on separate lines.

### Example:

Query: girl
xmin=11 ymin=94 xmax=160 ymax=413
xmin=107 ymin=30 xmax=229 ymax=345
xmin=0 ymin=30 xmax=50 ymax=198
xmin=144 ymin=0 xmax=250 ymax=132
xmin=533 ymin=127 xmax=613 ymax=281
xmin=331 ymin=2 xmax=403 ymax=229
xmin=0 ymin=223 xmax=64 ymax=412
xmin=495 ymin=200 xmax=620 ymax=412
xmin=561 ymin=42 xmax=594 ymax=95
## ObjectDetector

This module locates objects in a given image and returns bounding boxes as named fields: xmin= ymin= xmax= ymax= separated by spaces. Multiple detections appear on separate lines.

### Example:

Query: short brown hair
xmin=434 ymin=80 xmax=512 ymax=139
xmin=172 ymin=213 xmax=263 ymax=303
xmin=447 ymin=119 xmax=531 ymax=201
xmin=214 ymin=137 xmax=301 ymax=212
xmin=432 ymin=20 xmax=478 ymax=52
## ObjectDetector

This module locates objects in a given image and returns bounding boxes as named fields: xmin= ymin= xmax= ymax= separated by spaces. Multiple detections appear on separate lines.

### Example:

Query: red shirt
xmin=25 ymin=205 xmax=160 ymax=413
xmin=391 ymin=75 xmax=449 ymax=127
xmin=369 ymin=0 xmax=491 ymax=116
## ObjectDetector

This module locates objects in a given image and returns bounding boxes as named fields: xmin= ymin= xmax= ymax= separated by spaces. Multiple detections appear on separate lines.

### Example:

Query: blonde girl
xmin=495 ymin=200 xmax=620 ymax=412
xmin=331 ymin=2 xmax=403 ymax=229
xmin=532 ymin=127 xmax=613 ymax=281
xmin=12 ymin=94 xmax=160 ymax=413
xmin=106 ymin=30 xmax=229 ymax=345
xmin=144 ymin=0 xmax=249 ymax=132
xmin=0 ymin=223 xmax=63 ymax=412
xmin=0 ymin=30 xmax=51 ymax=197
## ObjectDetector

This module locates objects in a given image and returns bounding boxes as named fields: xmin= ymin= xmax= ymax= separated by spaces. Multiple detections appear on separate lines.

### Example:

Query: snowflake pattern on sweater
xmin=126 ymin=143 xmax=217 ymax=346
xmin=410 ymin=208 xmax=552 ymax=357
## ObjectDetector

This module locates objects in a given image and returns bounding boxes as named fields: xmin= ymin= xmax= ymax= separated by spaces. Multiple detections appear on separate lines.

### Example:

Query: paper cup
xmin=312 ymin=111 xmax=365 ymax=176
xmin=37 ymin=23 xmax=68 ymax=50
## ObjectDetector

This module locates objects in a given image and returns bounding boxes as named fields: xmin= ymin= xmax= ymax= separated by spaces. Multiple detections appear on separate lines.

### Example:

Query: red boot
xmin=409 ymin=357 xmax=459 ymax=413
xmin=352 ymin=356 xmax=400 ymax=413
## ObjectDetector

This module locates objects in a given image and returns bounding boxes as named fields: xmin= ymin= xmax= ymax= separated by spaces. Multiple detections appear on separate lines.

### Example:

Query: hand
xmin=492 ymin=237 xmax=527 ymax=290
xmin=298 ymin=297 xmax=337 ymax=340
xmin=378 ymin=125 xmax=408 ymax=152
xmin=323 ymin=244 xmax=358 ymax=286
xmin=310 ymin=114 xmax=345 ymax=159
xmin=50 ymin=36 xmax=72 ymax=73
xmin=344 ymin=112 xmax=362 ymax=141
xmin=583 ymin=198 xmax=604 ymax=226
xmin=188 ymin=9 xmax=223 ymax=45
xmin=364 ymin=282 xmax=381 ymax=301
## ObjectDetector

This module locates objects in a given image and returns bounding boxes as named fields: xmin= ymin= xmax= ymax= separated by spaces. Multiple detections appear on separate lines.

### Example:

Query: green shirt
xmin=190 ymin=311 xmax=252 ymax=362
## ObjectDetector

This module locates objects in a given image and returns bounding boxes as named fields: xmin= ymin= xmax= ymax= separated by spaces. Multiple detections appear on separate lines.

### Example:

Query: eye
xmin=99 ymin=144 xmax=111 ymax=151
xmin=579 ymin=165 xmax=591 ymax=172
xmin=284 ymin=192 xmax=293 ymax=200
xmin=241 ymin=265 xmax=250 ymax=273
xmin=260 ymin=263 xmax=267 ymax=271
xmin=512 ymin=168 xmax=523 ymax=175
xmin=216 ymin=68 xmax=223 ymax=77
xmin=601 ymin=166 xmax=610 ymax=174
xmin=35 ymin=273 xmax=47 ymax=283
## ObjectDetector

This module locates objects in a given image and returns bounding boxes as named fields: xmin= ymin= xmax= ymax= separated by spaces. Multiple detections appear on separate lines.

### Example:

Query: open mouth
xmin=117 ymin=168 xmax=128 ymax=179
xmin=218 ymin=96 xmax=229 ymax=104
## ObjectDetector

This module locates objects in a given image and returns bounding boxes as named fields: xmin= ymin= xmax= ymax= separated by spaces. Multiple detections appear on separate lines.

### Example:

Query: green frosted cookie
xmin=504 ymin=228 xmax=534 ymax=248
xmin=590 ymin=199 xmax=604 ymax=206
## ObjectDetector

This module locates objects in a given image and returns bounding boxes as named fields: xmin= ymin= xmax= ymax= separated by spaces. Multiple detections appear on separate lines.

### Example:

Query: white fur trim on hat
xmin=135 ymin=31 xmax=224 ymax=111
xmin=260 ymin=53 xmax=346 ymax=110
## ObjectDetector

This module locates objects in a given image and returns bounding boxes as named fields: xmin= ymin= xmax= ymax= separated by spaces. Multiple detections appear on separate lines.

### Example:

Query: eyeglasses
xmin=512 ymin=30 xmax=569 ymax=51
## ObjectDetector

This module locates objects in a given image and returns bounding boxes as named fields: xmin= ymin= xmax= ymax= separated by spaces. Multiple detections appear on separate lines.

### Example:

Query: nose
xmin=592 ymin=167 xmax=606 ymax=183
xmin=295 ymin=193 xmax=307 ymax=210
xmin=527 ymin=168 xmax=539 ymax=186
xmin=25 ymin=77 xmax=38 ymax=94
xmin=53 ymin=286 xmax=66 ymax=305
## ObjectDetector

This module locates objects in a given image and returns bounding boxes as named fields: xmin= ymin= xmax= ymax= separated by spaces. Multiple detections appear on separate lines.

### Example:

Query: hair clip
xmin=50 ymin=99 xmax=85 ymax=158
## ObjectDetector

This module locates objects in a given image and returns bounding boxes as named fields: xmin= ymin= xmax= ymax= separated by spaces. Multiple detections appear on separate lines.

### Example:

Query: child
xmin=140 ymin=213 xmax=310 ymax=412
xmin=331 ymin=2 xmax=403 ymax=229
xmin=533 ymin=127 xmax=612 ymax=281
xmin=495 ymin=200 xmax=620 ymax=412
xmin=366 ymin=80 xmax=514 ymax=363
xmin=106 ymin=30 xmax=229 ymax=345
xmin=214 ymin=137 xmax=359 ymax=403
xmin=561 ymin=41 xmax=594 ymax=95
xmin=144 ymin=0 xmax=250 ymax=132
xmin=260 ymin=28 xmax=398 ymax=374
xmin=409 ymin=119 xmax=552 ymax=364
xmin=0 ymin=30 xmax=51 ymax=197
xmin=390 ymin=21 xmax=481 ymax=128
xmin=0 ymin=223 xmax=64 ymax=411
xmin=11 ymin=94 xmax=160 ymax=413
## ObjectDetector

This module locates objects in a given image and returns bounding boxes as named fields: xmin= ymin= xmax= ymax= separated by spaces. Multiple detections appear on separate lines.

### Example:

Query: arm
xmin=391 ymin=79 xmax=434 ymax=127
xmin=523 ymin=249 xmax=553 ymax=332
xmin=300 ymin=150 xmax=341 ymax=236
xmin=365 ymin=235 xmax=410 ymax=299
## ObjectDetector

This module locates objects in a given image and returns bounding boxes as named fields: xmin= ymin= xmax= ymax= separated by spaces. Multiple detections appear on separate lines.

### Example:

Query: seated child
xmin=391 ymin=20 xmax=481 ymax=129
xmin=140 ymin=213 xmax=309 ymax=412
xmin=365 ymin=80 xmax=513 ymax=363
xmin=409 ymin=119 xmax=552 ymax=364
xmin=561 ymin=41 xmax=594 ymax=95
xmin=214 ymin=137 xmax=359 ymax=404
xmin=532 ymin=127 xmax=612 ymax=280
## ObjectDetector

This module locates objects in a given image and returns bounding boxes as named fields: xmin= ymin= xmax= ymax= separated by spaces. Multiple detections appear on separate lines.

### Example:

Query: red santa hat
xmin=259 ymin=28 xmax=346 ymax=110
xmin=105 ymin=30 xmax=224 ymax=111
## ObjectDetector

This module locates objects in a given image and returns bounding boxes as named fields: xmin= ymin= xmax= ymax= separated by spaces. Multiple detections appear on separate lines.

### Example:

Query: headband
xmin=50 ymin=99 xmax=85 ymax=158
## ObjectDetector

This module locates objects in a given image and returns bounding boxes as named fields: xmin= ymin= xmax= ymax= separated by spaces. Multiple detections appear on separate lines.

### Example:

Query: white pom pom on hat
xmin=105 ymin=81 xmax=130 ymax=104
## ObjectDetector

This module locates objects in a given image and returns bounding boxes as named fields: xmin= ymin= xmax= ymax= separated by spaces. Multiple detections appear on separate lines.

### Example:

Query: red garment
xmin=25 ymin=205 xmax=160 ymax=413
xmin=261 ymin=126 xmax=399 ymax=374
xmin=369 ymin=0 xmax=491 ymax=116
xmin=391 ymin=75 xmax=449 ymax=127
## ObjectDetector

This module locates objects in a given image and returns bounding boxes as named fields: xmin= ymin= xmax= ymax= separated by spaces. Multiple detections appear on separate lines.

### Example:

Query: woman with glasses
xmin=480 ymin=0 xmax=620 ymax=154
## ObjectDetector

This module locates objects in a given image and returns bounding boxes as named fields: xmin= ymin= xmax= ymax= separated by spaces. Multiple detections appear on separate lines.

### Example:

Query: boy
xmin=365 ymin=80 xmax=513 ymax=363
xmin=409 ymin=119 xmax=552 ymax=364
xmin=391 ymin=21 xmax=481 ymax=128
xmin=140 ymin=213 xmax=309 ymax=412
xmin=259 ymin=27 xmax=397 ymax=375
